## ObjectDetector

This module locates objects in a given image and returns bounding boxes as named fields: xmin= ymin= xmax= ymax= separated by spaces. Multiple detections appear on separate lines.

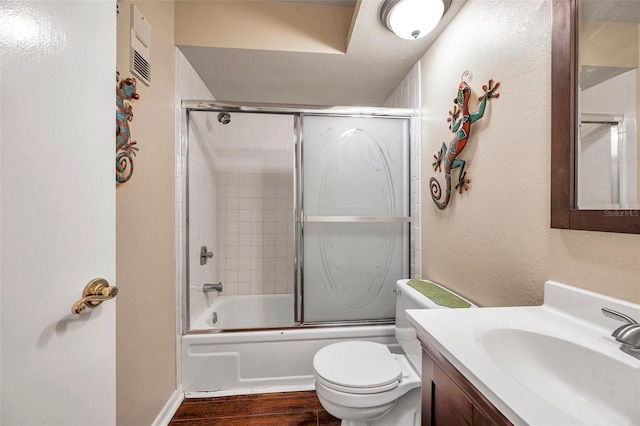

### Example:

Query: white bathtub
xmin=182 ymin=294 xmax=397 ymax=397
xmin=191 ymin=294 xmax=295 ymax=330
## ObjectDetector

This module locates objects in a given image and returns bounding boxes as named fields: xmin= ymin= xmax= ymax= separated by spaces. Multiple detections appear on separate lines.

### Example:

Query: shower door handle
xmin=303 ymin=216 xmax=412 ymax=223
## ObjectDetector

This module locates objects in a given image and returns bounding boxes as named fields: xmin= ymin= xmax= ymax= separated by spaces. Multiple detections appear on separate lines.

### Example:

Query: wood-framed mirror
xmin=551 ymin=0 xmax=640 ymax=234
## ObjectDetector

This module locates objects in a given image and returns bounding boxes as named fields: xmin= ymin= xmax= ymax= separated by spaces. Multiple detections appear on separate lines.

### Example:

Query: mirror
xmin=551 ymin=0 xmax=640 ymax=233
xmin=577 ymin=0 xmax=639 ymax=210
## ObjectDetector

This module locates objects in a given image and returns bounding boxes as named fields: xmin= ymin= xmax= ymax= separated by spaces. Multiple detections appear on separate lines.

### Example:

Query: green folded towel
xmin=407 ymin=279 xmax=471 ymax=308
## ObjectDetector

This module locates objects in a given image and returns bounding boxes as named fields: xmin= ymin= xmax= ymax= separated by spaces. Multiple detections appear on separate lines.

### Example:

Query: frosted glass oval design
xmin=317 ymin=128 xmax=397 ymax=217
xmin=317 ymin=129 xmax=395 ymax=308
xmin=301 ymin=115 xmax=410 ymax=323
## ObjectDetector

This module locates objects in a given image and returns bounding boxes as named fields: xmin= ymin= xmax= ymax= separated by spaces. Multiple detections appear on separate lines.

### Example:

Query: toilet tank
xmin=394 ymin=279 xmax=476 ymax=374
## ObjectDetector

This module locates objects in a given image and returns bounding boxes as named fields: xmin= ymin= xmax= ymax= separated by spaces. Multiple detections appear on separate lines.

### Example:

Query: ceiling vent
xmin=130 ymin=5 xmax=151 ymax=86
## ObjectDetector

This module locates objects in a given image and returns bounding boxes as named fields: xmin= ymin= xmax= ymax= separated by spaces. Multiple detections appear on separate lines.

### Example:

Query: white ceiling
xmin=178 ymin=0 xmax=466 ymax=106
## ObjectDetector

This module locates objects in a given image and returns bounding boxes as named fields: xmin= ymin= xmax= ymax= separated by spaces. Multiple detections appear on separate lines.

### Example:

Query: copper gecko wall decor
xmin=430 ymin=71 xmax=500 ymax=210
xmin=115 ymin=71 xmax=140 ymax=184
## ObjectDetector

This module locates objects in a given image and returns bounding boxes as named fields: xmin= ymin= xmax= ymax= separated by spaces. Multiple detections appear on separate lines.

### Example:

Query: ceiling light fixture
xmin=380 ymin=0 xmax=451 ymax=40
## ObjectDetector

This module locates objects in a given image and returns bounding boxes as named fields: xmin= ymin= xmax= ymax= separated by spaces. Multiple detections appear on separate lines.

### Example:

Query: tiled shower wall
xmin=175 ymin=51 xmax=295 ymax=335
xmin=384 ymin=62 xmax=422 ymax=279
xmin=578 ymin=69 xmax=638 ymax=208
xmin=187 ymin=111 xmax=219 ymax=320
xmin=175 ymin=48 xmax=216 ymax=384
xmin=212 ymin=113 xmax=295 ymax=296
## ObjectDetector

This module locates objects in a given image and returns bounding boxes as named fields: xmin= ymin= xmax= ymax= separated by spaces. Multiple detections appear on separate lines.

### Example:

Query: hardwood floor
xmin=169 ymin=391 xmax=342 ymax=425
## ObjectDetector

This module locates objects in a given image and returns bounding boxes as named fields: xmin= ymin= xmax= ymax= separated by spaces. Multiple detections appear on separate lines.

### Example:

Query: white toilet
xmin=313 ymin=279 xmax=475 ymax=426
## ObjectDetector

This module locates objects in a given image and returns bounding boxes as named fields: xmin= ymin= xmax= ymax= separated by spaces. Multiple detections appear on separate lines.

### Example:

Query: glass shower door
xmin=298 ymin=115 xmax=410 ymax=323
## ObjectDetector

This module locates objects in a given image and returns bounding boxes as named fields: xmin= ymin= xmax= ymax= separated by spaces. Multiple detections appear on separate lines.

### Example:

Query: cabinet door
xmin=421 ymin=344 xmax=511 ymax=426
xmin=432 ymin=362 xmax=473 ymax=425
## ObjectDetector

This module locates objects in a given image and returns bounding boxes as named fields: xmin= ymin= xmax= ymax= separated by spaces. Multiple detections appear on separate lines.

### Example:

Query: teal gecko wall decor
xmin=430 ymin=71 xmax=500 ymax=210
xmin=115 ymin=71 xmax=140 ymax=184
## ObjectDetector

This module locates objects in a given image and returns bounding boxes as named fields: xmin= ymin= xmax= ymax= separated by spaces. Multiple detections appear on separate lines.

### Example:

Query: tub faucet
xmin=602 ymin=308 xmax=640 ymax=360
xmin=203 ymin=282 xmax=223 ymax=293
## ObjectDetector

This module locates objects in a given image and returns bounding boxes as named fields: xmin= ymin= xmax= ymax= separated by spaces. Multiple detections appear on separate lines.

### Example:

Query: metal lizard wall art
xmin=430 ymin=71 xmax=500 ymax=210
xmin=116 ymin=71 xmax=140 ymax=184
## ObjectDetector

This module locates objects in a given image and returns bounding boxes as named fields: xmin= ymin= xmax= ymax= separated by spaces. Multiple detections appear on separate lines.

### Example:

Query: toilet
xmin=313 ymin=279 xmax=475 ymax=426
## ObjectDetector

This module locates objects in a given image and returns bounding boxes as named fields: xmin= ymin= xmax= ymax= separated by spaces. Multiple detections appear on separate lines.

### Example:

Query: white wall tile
xmin=192 ymin=113 xmax=297 ymax=302
xmin=383 ymin=62 xmax=422 ymax=278
xmin=175 ymin=50 xmax=217 ymax=331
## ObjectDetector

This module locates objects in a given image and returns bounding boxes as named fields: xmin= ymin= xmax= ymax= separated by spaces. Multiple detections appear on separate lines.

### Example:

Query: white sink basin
xmin=481 ymin=328 xmax=640 ymax=425
xmin=406 ymin=281 xmax=640 ymax=426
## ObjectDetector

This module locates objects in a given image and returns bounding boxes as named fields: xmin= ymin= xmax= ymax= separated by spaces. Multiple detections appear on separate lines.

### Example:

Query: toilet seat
xmin=313 ymin=341 xmax=402 ymax=395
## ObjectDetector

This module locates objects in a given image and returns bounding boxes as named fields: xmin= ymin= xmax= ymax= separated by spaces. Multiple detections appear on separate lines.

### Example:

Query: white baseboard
xmin=152 ymin=385 xmax=184 ymax=426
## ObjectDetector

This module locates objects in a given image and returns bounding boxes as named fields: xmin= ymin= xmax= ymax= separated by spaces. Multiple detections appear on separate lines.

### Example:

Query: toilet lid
xmin=313 ymin=341 xmax=402 ymax=391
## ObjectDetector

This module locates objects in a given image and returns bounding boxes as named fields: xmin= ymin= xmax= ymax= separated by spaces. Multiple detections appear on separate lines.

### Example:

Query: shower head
xmin=217 ymin=112 xmax=231 ymax=125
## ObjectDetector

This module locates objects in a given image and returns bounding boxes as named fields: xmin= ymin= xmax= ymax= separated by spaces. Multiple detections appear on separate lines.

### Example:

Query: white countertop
xmin=406 ymin=281 xmax=640 ymax=426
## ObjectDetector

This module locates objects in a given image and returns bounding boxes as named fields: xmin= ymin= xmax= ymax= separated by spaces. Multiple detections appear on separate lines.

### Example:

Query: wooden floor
xmin=169 ymin=391 xmax=342 ymax=425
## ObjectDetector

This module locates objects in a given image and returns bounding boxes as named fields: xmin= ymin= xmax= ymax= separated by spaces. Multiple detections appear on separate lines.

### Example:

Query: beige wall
xmin=116 ymin=1 xmax=177 ymax=425
xmin=175 ymin=0 xmax=353 ymax=54
xmin=420 ymin=0 xmax=639 ymax=307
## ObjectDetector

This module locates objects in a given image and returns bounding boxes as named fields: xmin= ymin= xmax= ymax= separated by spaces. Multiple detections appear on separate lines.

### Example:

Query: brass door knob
xmin=71 ymin=278 xmax=118 ymax=314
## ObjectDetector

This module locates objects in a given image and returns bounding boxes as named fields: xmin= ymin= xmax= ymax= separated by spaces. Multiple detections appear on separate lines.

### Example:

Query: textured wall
xmin=419 ymin=0 xmax=639 ymax=306
xmin=116 ymin=1 xmax=177 ymax=425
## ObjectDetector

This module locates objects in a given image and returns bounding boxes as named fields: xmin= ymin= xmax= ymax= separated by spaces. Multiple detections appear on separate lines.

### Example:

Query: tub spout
xmin=203 ymin=282 xmax=223 ymax=293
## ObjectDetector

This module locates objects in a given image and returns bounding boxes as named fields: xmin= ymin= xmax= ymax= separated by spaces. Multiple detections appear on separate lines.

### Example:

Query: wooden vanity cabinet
xmin=419 ymin=335 xmax=512 ymax=426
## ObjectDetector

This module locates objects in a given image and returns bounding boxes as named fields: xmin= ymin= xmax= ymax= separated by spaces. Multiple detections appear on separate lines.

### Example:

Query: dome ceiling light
xmin=380 ymin=0 xmax=452 ymax=40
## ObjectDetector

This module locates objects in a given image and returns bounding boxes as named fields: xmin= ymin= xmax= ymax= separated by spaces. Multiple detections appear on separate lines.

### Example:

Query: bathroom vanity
xmin=420 ymin=334 xmax=511 ymax=425
xmin=407 ymin=281 xmax=640 ymax=426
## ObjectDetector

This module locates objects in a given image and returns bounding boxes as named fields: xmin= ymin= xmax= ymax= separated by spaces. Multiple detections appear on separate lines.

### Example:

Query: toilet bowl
xmin=314 ymin=341 xmax=421 ymax=426
xmin=313 ymin=279 xmax=475 ymax=426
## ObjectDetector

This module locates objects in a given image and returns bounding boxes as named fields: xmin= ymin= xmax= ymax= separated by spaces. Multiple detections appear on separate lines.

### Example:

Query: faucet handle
xmin=200 ymin=245 xmax=214 ymax=265
xmin=602 ymin=308 xmax=637 ymax=325
xmin=602 ymin=308 xmax=639 ymax=339
xmin=602 ymin=308 xmax=640 ymax=359
xmin=615 ymin=324 xmax=640 ymax=347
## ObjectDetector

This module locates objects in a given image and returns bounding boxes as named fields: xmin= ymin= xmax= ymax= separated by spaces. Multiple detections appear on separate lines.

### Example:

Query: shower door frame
xmin=578 ymin=113 xmax=625 ymax=208
xmin=181 ymin=100 xmax=414 ymax=334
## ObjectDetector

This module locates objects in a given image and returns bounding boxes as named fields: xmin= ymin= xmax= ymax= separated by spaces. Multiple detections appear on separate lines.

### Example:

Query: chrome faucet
xmin=203 ymin=282 xmax=223 ymax=293
xmin=602 ymin=307 xmax=640 ymax=360
xmin=200 ymin=246 xmax=214 ymax=265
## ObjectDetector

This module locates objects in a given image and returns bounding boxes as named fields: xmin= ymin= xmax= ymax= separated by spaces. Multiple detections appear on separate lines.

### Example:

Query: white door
xmin=1 ymin=1 xmax=116 ymax=424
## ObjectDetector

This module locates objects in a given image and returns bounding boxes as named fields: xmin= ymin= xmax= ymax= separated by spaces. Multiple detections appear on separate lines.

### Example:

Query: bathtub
xmin=190 ymin=294 xmax=295 ymax=330
xmin=182 ymin=294 xmax=397 ymax=397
